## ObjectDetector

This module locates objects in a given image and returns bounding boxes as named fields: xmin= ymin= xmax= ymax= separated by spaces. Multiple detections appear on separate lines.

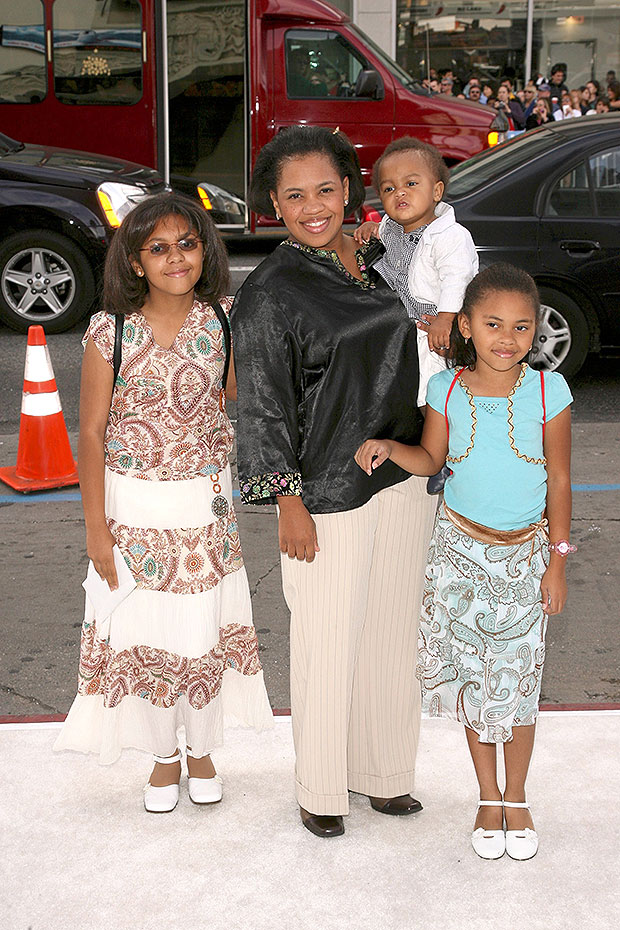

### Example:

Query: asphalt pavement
xmin=0 ymin=244 xmax=619 ymax=717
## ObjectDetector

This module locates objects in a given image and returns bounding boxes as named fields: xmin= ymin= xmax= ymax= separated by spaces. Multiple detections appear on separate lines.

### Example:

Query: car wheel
xmin=530 ymin=287 xmax=590 ymax=378
xmin=0 ymin=230 xmax=96 ymax=333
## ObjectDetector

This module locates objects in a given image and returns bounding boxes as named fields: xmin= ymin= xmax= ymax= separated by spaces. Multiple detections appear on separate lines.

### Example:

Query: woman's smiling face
xmin=270 ymin=152 xmax=349 ymax=251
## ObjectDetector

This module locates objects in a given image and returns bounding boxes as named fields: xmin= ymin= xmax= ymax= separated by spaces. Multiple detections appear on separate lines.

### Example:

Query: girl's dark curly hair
xmin=248 ymin=126 xmax=366 ymax=218
xmin=449 ymin=263 xmax=540 ymax=369
xmin=103 ymin=191 xmax=229 ymax=315
xmin=372 ymin=136 xmax=450 ymax=192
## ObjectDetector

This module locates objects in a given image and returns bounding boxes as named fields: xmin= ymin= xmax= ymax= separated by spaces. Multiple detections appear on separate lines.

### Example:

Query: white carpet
xmin=2 ymin=713 xmax=618 ymax=930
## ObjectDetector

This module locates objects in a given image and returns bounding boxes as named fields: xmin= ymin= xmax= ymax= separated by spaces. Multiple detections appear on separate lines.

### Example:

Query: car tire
xmin=531 ymin=287 xmax=590 ymax=378
xmin=0 ymin=230 xmax=95 ymax=333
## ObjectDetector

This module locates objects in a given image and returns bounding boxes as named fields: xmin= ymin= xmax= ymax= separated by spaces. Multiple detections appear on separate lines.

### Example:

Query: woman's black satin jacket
xmin=230 ymin=240 xmax=424 ymax=515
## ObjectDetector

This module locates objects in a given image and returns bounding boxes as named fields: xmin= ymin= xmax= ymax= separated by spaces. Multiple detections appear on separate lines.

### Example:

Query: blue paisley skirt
xmin=416 ymin=503 xmax=549 ymax=743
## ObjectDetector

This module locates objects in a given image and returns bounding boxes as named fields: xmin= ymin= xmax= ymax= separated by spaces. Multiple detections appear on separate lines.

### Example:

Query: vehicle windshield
xmin=448 ymin=127 xmax=557 ymax=197
xmin=0 ymin=132 xmax=24 ymax=155
xmin=350 ymin=25 xmax=420 ymax=91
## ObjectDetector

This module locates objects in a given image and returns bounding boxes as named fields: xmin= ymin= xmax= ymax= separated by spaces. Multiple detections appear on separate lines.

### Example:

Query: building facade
xmin=333 ymin=0 xmax=620 ymax=91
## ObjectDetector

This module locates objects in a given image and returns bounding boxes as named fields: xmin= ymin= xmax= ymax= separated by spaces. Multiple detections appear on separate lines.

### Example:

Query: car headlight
xmin=97 ymin=182 xmax=150 ymax=227
xmin=197 ymin=182 xmax=245 ymax=216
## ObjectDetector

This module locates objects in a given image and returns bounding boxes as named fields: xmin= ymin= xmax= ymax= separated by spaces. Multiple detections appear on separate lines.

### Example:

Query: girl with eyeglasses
xmin=55 ymin=192 xmax=273 ymax=810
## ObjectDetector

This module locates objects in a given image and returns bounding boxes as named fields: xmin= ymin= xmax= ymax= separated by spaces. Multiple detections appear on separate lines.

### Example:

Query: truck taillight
xmin=488 ymin=109 xmax=510 ymax=146
xmin=361 ymin=205 xmax=382 ymax=223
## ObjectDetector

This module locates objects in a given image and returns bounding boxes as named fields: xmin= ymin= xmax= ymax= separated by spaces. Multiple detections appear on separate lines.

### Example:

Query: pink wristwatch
xmin=548 ymin=539 xmax=577 ymax=556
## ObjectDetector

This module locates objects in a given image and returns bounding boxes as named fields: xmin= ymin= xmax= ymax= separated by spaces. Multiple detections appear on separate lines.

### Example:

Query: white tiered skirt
xmin=54 ymin=466 xmax=273 ymax=764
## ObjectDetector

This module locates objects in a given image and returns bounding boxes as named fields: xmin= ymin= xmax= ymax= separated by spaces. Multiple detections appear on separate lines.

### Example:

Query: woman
xmin=495 ymin=84 xmax=525 ymax=129
xmin=231 ymin=127 xmax=437 ymax=838
xmin=607 ymin=80 xmax=620 ymax=110
xmin=526 ymin=96 xmax=552 ymax=130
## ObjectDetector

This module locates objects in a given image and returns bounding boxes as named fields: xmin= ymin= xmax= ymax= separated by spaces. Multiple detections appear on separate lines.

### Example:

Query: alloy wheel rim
xmin=2 ymin=247 xmax=76 ymax=321
xmin=529 ymin=303 xmax=572 ymax=371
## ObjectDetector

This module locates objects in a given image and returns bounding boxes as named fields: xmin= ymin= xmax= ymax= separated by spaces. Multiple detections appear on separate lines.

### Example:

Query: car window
xmin=285 ymin=29 xmax=367 ymax=99
xmin=52 ymin=0 xmax=143 ymax=106
xmin=590 ymin=146 xmax=620 ymax=218
xmin=0 ymin=0 xmax=47 ymax=103
xmin=545 ymin=162 xmax=593 ymax=217
xmin=448 ymin=129 xmax=556 ymax=197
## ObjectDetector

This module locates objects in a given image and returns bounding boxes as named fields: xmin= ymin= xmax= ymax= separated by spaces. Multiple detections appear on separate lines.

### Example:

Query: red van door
xmin=270 ymin=24 xmax=395 ymax=186
xmin=0 ymin=0 xmax=157 ymax=169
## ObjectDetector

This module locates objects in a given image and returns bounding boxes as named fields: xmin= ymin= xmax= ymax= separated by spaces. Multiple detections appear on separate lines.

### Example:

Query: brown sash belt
xmin=443 ymin=504 xmax=548 ymax=547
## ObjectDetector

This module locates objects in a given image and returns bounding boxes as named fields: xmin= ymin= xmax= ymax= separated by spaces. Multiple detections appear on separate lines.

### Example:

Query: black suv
xmin=0 ymin=131 xmax=166 ymax=333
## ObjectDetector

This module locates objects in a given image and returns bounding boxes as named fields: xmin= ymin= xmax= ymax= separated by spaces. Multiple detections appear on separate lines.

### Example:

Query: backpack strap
xmin=444 ymin=367 xmax=466 ymax=444
xmin=113 ymin=314 xmax=123 ymax=384
xmin=540 ymin=369 xmax=546 ymax=444
xmin=211 ymin=299 xmax=231 ymax=410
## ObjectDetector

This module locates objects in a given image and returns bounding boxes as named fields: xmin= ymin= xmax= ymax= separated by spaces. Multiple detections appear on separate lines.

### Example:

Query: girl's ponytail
xmin=448 ymin=314 xmax=477 ymax=368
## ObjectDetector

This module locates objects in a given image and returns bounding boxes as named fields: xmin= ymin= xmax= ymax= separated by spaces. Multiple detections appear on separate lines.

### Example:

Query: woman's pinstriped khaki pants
xmin=280 ymin=475 xmax=437 ymax=816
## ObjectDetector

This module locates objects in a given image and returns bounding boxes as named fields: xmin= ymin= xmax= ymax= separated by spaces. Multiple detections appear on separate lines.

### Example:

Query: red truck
xmin=1 ymin=0 xmax=498 ymax=231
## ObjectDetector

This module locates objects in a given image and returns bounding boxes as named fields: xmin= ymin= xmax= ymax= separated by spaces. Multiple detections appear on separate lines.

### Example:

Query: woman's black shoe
xmin=300 ymin=807 xmax=345 ymax=837
xmin=369 ymin=794 xmax=423 ymax=815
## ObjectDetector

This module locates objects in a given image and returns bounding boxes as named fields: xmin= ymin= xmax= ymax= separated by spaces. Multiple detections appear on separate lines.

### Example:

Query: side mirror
xmin=354 ymin=69 xmax=384 ymax=100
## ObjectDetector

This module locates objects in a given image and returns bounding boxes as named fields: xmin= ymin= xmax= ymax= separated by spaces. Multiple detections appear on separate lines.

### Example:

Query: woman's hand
xmin=86 ymin=525 xmax=119 ymax=590
xmin=354 ymin=221 xmax=380 ymax=245
xmin=355 ymin=438 xmax=393 ymax=475
xmin=540 ymin=561 xmax=567 ymax=615
xmin=277 ymin=496 xmax=320 ymax=563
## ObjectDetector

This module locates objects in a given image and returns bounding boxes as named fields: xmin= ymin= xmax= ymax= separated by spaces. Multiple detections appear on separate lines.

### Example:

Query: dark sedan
xmin=446 ymin=114 xmax=620 ymax=376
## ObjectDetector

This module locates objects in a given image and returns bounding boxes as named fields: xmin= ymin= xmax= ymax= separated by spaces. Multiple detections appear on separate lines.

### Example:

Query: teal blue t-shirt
xmin=427 ymin=365 xmax=573 ymax=530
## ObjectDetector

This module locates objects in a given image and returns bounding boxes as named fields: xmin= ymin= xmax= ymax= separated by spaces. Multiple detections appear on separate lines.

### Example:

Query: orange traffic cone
xmin=0 ymin=325 xmax=79 ymax=492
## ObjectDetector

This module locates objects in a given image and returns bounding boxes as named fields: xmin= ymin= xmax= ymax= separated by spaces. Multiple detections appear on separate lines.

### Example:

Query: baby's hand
xmin=354 ymin=221 xmax=380 ymax=245
xmin=355 ymin=438 xmax=393 ymax=475
xmin=424 ymin=312 xmax=456 ymax=354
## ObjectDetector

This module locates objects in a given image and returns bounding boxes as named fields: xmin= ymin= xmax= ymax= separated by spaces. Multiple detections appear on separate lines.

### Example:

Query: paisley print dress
xmin=416 ymin=365 xmax=573 ymax=743
xmin=55 ymin=301 xmax=273 ymax=764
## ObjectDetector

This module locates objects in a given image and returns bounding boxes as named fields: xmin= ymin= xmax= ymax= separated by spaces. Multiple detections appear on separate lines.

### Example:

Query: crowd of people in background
xmin=421 ymin=64 xmax=619 ymax=132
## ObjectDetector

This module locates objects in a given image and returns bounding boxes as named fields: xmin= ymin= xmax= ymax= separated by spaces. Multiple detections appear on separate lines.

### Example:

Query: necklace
xmin=446 ymin=363 xmax=546 ymax=466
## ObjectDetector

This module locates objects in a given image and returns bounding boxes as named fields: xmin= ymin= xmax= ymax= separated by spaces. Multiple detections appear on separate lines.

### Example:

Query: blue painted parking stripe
xmin=0 ymin=484 xmax=618 ymax=504
xmin=0 ymin=488 xmax=242 ymax=504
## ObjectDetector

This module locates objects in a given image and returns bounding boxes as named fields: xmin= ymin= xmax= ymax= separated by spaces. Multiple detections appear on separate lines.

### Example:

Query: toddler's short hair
xmin=372 ymin=137 xmax=450 ymax=193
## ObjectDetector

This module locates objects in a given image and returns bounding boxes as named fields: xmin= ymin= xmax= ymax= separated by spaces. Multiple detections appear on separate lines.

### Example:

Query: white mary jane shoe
xmin=471 ymin=800 xmax=506 ymax=860
xmin=143 ymin=751 xmax=182 ymax=813
xmin=186 ymin=749 xmax=223 ymax=806
xmin=504 ymin=800 xmax=539 ymax=860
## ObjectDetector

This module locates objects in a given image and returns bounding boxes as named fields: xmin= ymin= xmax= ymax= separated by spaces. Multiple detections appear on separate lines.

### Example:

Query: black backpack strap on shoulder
xmin=211 ymin=300 xmax=231 ymax=401
xmin=113 ymin=314 xmax=124 ymax=384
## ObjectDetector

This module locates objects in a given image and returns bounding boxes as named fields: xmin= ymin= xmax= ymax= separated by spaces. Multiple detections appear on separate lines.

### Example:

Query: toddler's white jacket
xmin=378 ymin=201 xmax=478 ymax=405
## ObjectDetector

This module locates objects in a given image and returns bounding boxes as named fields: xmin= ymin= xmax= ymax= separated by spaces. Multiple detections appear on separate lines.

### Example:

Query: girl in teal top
xmin=355 ymin=263 xmax=574 ymax=863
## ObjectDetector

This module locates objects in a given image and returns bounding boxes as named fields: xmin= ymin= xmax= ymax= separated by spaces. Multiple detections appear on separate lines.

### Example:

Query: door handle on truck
xmin=559 ymin=239 xmax=601 ymax=256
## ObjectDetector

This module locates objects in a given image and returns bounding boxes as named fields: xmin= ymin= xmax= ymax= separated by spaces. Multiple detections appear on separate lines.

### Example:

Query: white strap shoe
xmin=186 ymin=749 xmax=224 ymax=805
xmin=504 ymin=801 xmax=539 ymax=860
xmin=143 ymin=751 xmax=182 ymax=813
xmin=471 ymin=800 xmax=506 ymax=860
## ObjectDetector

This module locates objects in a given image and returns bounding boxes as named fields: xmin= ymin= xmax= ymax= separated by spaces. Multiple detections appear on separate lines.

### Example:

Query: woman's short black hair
xmin=103 ymin=191 xmax=229 ymax=315
xmin=449 ymin=263 xmax=540 ymax=369
xmin=372 ymin=136 xmax=450 ymax=192
xmin=248 ymin=125 xmax=366 ymax=217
